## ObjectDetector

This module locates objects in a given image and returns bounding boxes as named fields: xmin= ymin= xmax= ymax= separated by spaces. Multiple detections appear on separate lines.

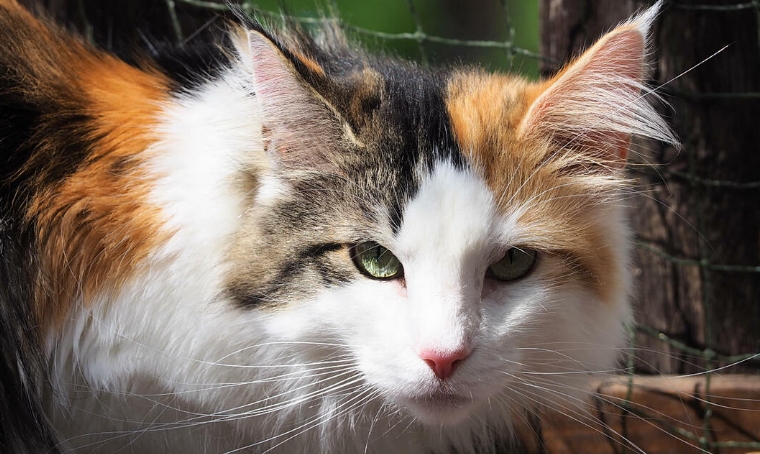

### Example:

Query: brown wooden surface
xmin=519 ymin=374 xmax=760 ymax=454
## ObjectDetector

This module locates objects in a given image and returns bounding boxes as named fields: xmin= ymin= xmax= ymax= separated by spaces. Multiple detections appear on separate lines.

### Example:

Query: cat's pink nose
xmin=419 ymin=349 xmax=470 ymax=380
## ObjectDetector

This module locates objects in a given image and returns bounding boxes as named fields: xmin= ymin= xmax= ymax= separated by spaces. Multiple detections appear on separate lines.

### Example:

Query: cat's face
xmin=219 ymin=20 xmax=659 ymax=428
xmin=234 ymin=139 xmax=630 ymax=428
xmin=265 ymin=161 xmax=629 ymax=427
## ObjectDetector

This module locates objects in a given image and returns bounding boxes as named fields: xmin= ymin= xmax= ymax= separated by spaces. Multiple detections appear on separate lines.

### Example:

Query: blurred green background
xmin=248 ymin=0 xmax=541 ymax=77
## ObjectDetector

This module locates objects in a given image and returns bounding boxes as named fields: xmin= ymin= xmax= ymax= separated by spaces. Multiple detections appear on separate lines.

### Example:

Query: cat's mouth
xmin=400 ymin=390 xmax=476 ymax=426
xmin=410 ymin=393 xmax=469 ymax=406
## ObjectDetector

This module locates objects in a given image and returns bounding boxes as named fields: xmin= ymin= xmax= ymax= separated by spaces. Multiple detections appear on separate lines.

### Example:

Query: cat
xmin=0 ymin=0 xmax=678 ymax=453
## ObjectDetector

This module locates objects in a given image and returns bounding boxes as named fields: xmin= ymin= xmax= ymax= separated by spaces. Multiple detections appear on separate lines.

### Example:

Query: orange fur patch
xmin=446 ymin=70 xmax=625 ymax=303
xmin=7 ymin=3 xmax=172 ymax=331
xmin=291 ymin=50 xmax=326 ymax=77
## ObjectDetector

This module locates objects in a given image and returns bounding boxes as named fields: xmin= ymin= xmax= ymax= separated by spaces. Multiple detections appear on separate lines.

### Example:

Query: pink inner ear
xmin=247 ymin=31 xmax=307 ymax=122
xmin=581 ymin=29 xmax=646 ymax=86
xmin=581 ymin=30 xmax=644 ymax=163
xmin=247 ymin=31 xmax=340 ymax=171
xmin=520 ymin=27 xmax=650 ymax=165
xmin=589 ymin=131 xmax=633 ymax=163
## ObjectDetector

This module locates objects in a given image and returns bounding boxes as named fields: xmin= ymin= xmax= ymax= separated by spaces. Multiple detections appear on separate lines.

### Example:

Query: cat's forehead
xmin=343 ymin=64 xmax=532 ymax=161
xmin=268 ymin=38 xmax=613 ymax=252
xmin=445 ymin=70 xmax=535 ymax=168
xmin=342 ymin=64 xmax=540 ymax=215
xmin=395 ymin=161 xmax=499 ymax=260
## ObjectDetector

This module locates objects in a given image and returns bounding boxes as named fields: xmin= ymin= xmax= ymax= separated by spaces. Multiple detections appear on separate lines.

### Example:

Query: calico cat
xmin=0 ymin=0 xmax=678 ymax=453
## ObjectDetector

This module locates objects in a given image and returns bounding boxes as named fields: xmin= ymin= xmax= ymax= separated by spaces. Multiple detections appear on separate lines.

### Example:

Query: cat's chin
xmin=400 ymin=392 xmax=478 ymax=426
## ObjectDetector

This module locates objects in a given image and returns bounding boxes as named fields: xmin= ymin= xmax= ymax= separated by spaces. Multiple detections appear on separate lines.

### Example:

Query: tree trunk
xmin=541 ymin=0 xmax=760 ymax=374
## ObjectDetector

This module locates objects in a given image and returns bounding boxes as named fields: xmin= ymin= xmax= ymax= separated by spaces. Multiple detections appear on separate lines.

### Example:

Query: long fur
xmin=0 ymin=1 xmax=678 ymax=452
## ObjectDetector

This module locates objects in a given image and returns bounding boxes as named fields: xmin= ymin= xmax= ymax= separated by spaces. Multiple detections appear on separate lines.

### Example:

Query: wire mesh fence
xmin=27 ymin=0 xmax=760 ymax=451
xmin=167 ymin=0 xmax=546 ymax=64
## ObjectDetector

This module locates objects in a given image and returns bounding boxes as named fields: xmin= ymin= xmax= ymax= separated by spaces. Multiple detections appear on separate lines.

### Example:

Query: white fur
xmin=46 ymin=9 xmax=649 ymax=454
xmin=48 ymin=151 xmax=631 ymax=454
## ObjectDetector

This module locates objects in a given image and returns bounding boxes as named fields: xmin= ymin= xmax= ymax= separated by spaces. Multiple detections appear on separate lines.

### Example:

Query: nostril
xmin=422 ymin=358 xmax=437 ymax=371
xmin=419 ymin=349 xmax=470 ymax=380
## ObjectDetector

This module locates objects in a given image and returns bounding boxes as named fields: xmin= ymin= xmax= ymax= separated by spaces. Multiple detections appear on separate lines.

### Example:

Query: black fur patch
xmin=149 ymin=37 xmax=233 ymax=92
xmin=0 ymin=223 xmax=61 ymax=454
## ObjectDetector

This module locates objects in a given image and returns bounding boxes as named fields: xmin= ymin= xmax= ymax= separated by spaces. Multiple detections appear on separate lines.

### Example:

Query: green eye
xmin=351 ymin=241 xmax=403 ymax=280
xmin=487 ymin=248 xmax=537 ymax=282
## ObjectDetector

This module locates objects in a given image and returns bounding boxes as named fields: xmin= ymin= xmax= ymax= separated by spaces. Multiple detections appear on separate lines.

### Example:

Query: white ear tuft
xmin=625 ymin=0 xmax=664 ymax=39
xmin=519 ymin=0 xmax=678 ymax=164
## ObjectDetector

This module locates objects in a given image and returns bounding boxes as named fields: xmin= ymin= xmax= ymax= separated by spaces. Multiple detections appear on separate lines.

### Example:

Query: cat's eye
xmin=487 ymin=247 xmax=538 ymax=282
xmin=351 ymin=241 xmax=403 ymax=280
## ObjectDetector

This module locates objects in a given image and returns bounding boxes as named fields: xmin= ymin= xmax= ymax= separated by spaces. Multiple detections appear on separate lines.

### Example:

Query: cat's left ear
xmin=519 ymin=0 xmax=677 ymax=166
xmin=243 ymin=28 xmax=342 ymax=171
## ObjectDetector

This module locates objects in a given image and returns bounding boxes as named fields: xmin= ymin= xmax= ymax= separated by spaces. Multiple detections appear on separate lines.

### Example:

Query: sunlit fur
xmin=0 ymin=0 xmax=679 ymax=453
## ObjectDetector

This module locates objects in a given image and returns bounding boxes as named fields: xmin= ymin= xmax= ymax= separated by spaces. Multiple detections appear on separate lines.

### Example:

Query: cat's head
xmin=222 ymin=3 xmax=677 ymax=428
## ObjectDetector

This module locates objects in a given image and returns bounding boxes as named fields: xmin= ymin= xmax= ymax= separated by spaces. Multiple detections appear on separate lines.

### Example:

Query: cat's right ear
xmin=244 ymin=30 xmax=342 ymax=171
xmin=518 ymin=0 xmax=677 ymax=166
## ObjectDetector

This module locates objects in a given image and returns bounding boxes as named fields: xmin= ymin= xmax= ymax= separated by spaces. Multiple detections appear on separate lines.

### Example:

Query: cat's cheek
xmin=300 ymin=279 xmax=410 ymax=346
xmin=481 ymin=260 xmax=629 ymax=411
